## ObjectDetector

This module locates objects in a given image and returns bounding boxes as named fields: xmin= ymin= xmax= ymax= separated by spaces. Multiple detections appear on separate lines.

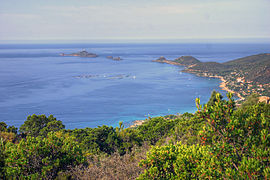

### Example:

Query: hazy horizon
xmin=1 ymin=37 xmax=270 ymax=45
xmin=0 ymin=0 xmax=269 ymax=42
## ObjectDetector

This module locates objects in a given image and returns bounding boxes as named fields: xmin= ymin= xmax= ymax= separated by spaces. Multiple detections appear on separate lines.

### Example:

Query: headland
xmin=153 ymin=53 xmax=270 ymax=101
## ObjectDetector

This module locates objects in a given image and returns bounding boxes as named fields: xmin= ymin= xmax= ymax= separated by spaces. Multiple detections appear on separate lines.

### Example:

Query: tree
xmin=19 ymin=114 xmax=64 ymax=137
xmin=0 ymin=122 xmax=7 ymax=132
xmin=4 ymin=132 xmax=86 ymax=179
xmin=0 ymin=122 xmax=17 ymax=143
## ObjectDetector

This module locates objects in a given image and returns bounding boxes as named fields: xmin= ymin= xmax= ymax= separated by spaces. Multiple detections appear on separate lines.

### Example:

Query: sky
xmin=0 ymin=0 xmax=270 ymax=42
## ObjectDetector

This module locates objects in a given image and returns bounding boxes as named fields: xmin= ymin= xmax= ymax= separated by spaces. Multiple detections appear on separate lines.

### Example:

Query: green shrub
xmin=19 ymin=114 xmax=64 ymax=137
xmin=139 ymin=93 xmax=270 ymax=179
xmin=4 ymin=131 xmax=86 ymax=179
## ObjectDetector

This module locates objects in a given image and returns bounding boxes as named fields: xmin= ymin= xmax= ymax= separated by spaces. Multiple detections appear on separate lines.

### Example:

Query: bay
xmin=0 ymin=43 xmax=269 ymax=129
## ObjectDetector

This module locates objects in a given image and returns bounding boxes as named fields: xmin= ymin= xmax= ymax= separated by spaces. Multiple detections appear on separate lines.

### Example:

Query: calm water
xmin=0 ymin=43 xmax=269 ymax=129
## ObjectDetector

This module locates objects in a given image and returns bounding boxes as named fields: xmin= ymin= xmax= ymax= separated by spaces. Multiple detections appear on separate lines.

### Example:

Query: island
xmin=60 ymin=50 xmax=98 ymax=58
xmin=153 ymin=53 xmax=270 ymax=100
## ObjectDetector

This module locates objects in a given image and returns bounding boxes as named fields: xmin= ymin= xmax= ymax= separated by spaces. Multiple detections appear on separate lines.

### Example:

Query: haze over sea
xmin=0 ymin=43 xmax=270 ymax=129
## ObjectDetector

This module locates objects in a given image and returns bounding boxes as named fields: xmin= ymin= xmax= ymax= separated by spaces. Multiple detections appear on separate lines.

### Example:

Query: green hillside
xmin=186 ymin=53 xmax=270 ymax=84
xmin=183 ymin=53 xmax=270 ymax=97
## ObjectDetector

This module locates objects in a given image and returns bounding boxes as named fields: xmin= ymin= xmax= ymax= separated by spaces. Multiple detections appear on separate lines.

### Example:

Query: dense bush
xmin=3 ymin=132 xmax=86 ymax=179
xmin=139 ymin=93 xmax=270 ymax=179
xmin=136 ymin=116 xmax=179 ymax=145
xmin=66 ymin=123 xmax=143 ymax=155
xmin=19 ymin=114 xmax=65 ymax=137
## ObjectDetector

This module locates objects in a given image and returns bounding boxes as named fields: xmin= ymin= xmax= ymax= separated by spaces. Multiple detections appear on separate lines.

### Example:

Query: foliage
xmin=19 ymin=114 xmax=65 ymax=137
xmin=139 ymin=93 xmax=270 ymax=179
xmin=173 ymin=113 xmax=203 ymax=145
xmin=0 ymin=131 xmax=17 ymax=143
xmin=66 ymin=123 xmax=143 ymax=156
xmin=138 ymin=142 xmax=215 ymax=179
xmin=206 ymin=90 xmax=224 ymax=107
xmin=0 ymin=139 xmax=5 ymax=179
xmin=136 ymin=116 xmax=179 ymax=145
xmin=0 ymin=121 xmax=17 ymax=134
xmin=0 ymin=122 xmax=18 ymax=143
xmin=0 ymin=122 xmax=7 ymax=132
xmin=116 ymin=123 xmax=143 ymax=155
xmin=72 ymin=144 xmax=148 ymax=180
xmin=3 ymin=131 xmax=86 ymax=179
xmin=239 ymin=93 xmax=259 ymax=110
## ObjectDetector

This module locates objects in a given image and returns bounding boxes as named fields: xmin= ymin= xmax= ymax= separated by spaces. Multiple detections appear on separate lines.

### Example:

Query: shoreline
xmin=185 ymin=70 xmax=245 ymax=100
xmin=218 ymin=76 xmax=245 ymax=100
xmin=153 ymin=59 xmax=246 ymax=100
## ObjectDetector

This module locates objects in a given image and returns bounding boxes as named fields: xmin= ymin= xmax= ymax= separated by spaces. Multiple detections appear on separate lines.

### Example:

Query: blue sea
xmin=0 ymin=43 xmax=269 ymax=129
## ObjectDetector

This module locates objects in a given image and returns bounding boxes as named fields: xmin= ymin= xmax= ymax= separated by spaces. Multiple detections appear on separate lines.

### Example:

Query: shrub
xmin=4 ymin=132 xmax=86 ymax=179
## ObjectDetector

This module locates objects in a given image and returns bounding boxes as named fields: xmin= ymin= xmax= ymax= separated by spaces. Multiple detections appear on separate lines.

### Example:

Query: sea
xmin=0 ymin=43 xmax=270 ymax=129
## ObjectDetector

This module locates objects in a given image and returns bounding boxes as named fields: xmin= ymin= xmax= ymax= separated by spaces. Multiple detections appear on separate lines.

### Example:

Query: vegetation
xmin=184 ymin=53 xmax=270 ymax=97
xmin=186 ymin=53 xmax=270 ymax=83
xmin=4 ymin=132 xmax=86 ymax=179
xmin=19 ymin=114 xmax=65 ymax=137
xmin=139 ymin=93 xmax=270 ymax=179
xmin=0 ymin=92 xmax=269 ymax=179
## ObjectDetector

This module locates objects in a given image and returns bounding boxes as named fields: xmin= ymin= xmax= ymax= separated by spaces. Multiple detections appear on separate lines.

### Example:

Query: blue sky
xmin=0 ymin=0 xmax=269 ymax=42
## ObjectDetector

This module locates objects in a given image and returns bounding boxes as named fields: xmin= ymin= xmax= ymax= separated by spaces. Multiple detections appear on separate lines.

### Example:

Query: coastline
xmin=218 ymin=76 xmax=245 ymax=100
xmin=185 ymin=71 xmax=245 ymax=100
xmin=153 ymin=59 xmax=245 ymax=100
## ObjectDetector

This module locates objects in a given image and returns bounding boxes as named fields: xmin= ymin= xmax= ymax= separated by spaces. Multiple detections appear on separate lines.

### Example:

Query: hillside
xmin=184 ymin=53 xmax=270 ymax=97
xmin=186 ymin=53 xmax=270 ymax=84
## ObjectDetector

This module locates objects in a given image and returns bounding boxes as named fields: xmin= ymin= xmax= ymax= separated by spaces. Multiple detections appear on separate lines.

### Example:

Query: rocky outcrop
xmin=259 ymin=96 xmax=270 ymax=104
xmin=60 ymin=50 xmax=98 ymax=58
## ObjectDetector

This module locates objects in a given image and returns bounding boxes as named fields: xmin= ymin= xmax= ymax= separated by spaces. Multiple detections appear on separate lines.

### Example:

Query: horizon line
xmin=0 ymin=37 xmax=270 ymax=44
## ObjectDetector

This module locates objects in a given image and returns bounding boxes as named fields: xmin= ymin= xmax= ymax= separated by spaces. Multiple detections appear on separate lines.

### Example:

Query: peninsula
xmin=60 ymin=50 xmax=98 ymax=58
xmin=153 ymin=53 xmax=270 ymax=100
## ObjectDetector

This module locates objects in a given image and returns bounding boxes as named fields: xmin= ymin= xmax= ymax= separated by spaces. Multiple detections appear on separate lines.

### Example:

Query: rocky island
xmin=153 ymin=53 xmax=270 ymax=100
xmin=60 ymin=50 xmax=98 ymax=58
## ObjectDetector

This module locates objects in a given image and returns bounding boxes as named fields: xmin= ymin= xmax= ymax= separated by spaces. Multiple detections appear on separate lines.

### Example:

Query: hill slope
xmin=186 ymin=53 xmax=270 ymax=84
xmin=184 ymin=53 xmax=270 ymax=97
